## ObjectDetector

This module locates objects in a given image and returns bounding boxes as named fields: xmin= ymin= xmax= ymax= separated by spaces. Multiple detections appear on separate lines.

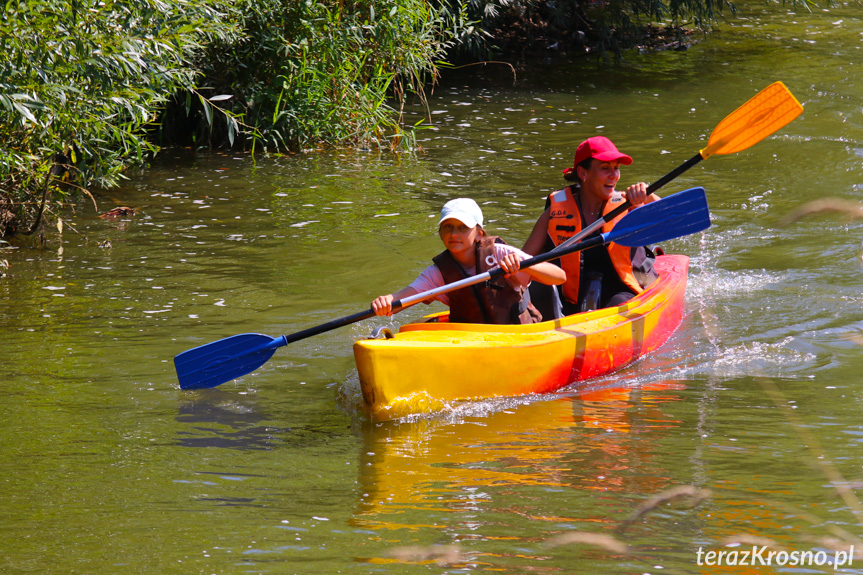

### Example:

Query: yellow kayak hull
xmin=354 ymin=254 xmax=689 ymax=420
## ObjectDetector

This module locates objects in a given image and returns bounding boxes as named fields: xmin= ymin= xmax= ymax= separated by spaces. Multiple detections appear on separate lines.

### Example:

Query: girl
xmin=371 ymin=198 xmax=566 ymax=324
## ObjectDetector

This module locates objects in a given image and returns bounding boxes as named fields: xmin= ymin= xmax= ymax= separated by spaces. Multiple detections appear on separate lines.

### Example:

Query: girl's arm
xmin=499 ymin=253 xmax=566 ymax=285
xmin=524 ymin=260 xmax=566 ymax=285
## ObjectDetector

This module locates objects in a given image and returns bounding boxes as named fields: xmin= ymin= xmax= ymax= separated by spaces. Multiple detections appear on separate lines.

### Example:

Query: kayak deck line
xmin=353 ymin=254 xmax=690 ymax=420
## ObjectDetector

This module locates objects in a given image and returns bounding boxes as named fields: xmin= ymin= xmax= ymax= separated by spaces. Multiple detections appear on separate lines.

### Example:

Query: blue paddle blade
xmin=604 ymin=186 xmax=710 ymax=247
xmin=175 ymin=333 xmax=285 ymax=390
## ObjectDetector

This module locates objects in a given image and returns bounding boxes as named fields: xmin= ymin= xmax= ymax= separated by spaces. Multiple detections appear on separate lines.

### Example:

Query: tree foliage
xmin=433 ymin=0 xmax=738 ymax=59
xmin=0 ymin=0 xmax=237 ymax=236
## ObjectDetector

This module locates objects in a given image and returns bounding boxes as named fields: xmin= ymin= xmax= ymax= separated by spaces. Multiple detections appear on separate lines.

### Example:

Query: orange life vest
xmin=433 ymin=236 xmax=542 ymax=325
xmin=546 ymin=186 xmax=644 ymax=304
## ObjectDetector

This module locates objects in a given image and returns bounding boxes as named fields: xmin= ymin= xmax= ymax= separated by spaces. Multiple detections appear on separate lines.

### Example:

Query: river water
xmin=2 ymin=3 xmax=862 ymax=574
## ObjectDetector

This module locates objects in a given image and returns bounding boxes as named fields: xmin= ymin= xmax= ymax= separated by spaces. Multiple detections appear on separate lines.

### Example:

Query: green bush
xmin=0 ymin=0 xmax=236 ymax=235
xmin=0 ymin=0 xmax=467 ymax=236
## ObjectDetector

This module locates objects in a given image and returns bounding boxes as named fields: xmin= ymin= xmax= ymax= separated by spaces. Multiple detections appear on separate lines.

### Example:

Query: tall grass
xmin=178 ymin=0 xmax=467 ymax=152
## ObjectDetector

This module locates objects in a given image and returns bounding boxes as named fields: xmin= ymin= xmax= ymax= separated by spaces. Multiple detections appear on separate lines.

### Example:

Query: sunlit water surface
xmin=3 ymin=3 xmax=863 ymax=573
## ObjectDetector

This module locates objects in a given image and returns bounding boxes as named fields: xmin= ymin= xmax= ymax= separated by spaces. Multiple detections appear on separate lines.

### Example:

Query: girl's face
xmin=578 ymin=160 xmax=622 ymax=200
xmin=439 ymin=218 xmax=481 ymax=257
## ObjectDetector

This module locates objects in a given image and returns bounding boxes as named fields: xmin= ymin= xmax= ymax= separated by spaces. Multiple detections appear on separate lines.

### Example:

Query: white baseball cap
xmin=438 ymin=198 xmax=484 ymax=228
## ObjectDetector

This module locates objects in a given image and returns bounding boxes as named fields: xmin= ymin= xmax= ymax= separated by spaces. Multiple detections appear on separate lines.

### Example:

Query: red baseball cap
xmin=563 ymin=136 xmax=633 ymax=176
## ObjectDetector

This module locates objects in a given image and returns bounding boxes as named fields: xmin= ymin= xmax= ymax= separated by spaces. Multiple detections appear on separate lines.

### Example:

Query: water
xmin=3 ymin=3 xmax=863 ymax=573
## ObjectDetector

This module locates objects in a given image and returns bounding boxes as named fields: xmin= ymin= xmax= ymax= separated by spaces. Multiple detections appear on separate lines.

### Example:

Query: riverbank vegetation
xmin=0 ymin=0 xmax=238 ymax=238
xmin=1 ymin=0 xmax=741 ymax=239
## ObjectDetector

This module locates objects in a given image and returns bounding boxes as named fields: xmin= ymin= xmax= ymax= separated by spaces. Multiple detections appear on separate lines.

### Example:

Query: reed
xmin=182 ymin=0 xmax=464 ymax=153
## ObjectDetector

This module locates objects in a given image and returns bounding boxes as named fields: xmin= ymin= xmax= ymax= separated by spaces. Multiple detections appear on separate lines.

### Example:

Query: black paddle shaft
xmin=284 ymin=309 xmax=377 ymax=344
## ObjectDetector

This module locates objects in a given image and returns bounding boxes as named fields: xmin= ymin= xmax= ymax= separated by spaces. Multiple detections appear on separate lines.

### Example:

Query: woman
xmin=372 ymin=198 xmax=566 ymax=324
xmin=522 ymin=136 xmax=659 ymax=315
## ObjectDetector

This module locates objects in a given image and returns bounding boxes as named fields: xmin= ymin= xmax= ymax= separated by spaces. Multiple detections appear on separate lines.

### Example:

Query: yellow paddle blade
xmin=700 ymin=81 xmax=803 ymax=159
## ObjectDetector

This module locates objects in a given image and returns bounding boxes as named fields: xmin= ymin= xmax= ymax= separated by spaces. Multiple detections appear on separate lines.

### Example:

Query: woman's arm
xmin=522 ymin=208 xmax=551 ymax=255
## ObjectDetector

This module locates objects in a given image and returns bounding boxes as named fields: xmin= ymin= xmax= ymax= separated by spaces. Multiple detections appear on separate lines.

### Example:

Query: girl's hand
xmin=499 ymin=253 xmax=522 ymax=277
xmin=371 ymin=294 xmax=395 ymax=316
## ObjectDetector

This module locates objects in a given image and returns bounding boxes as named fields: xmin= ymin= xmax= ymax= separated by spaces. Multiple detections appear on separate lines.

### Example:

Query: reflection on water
xmin=353 ymin=382 xmax=686 ymax=536
xmin=175 ymin=389 xmax=284 ymax=450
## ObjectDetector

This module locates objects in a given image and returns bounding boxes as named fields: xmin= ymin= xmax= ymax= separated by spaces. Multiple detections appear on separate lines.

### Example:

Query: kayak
xmin=353 ymin=254 xmax=689 ymax=420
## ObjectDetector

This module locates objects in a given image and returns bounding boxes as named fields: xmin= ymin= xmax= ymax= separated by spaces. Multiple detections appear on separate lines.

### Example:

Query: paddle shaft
xmin=557 ymin=152 xmax=703 ymax=249
xmin=278 ymin=233 xmax=609 ymax=347
xmin=284 ymin=309 xmax=376 ymax=344
xmin=394 ymin=234 xmax=607 ymax=309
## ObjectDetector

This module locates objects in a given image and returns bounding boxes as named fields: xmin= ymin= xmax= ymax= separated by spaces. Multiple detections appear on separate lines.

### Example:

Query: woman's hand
xmin=625 ymin=182 xmax=650 ymax=206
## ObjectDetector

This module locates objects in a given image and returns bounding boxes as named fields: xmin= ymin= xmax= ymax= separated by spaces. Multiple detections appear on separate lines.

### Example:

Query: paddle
xmin=557 ymin=81 xmax=802 ymax=250
xmin=174 ymin=187 xmax=710 ymax=390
